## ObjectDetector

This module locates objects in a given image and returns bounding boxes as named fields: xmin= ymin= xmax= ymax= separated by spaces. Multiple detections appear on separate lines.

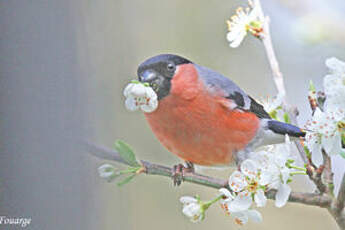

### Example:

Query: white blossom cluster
xmin=180 ymin=136 xmax=305 ymax=225
xmin=123 ymin=81 xmax=158 ymax=113
xmin=304 ymin=57 xmax=345 ymax=166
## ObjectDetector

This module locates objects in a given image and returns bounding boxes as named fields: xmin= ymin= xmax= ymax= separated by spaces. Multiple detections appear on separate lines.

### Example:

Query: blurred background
xmin=1 ymin=0 xmax=345 ymax=229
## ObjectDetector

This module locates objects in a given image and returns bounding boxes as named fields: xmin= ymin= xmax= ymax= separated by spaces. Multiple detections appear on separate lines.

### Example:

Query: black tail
xmin=267 ymin=120 xmax=305 ymax=138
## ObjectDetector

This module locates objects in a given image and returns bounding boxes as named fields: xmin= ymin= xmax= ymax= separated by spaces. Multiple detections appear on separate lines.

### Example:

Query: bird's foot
xmin=171 ymin=162 xmax=194 ymax=186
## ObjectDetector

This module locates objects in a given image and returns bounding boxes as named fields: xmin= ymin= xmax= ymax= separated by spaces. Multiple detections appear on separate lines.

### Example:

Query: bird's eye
xmin=167 ymin=63 xmax=175 ymax=71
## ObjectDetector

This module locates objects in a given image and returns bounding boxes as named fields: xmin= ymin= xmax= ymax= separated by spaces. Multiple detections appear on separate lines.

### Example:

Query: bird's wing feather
xmin=194 ymin=64 xmax=271 ymax=119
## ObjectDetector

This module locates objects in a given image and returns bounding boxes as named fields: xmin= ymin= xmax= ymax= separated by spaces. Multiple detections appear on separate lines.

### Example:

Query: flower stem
xmin=119 ymin=167 xmax=141 ymax=174
xmin=203 ymin=195 xmax=223 ymax=210
xmin=288 ymin=164 xmax=307 ymax=172
xmin=290 ymin=171 xmax=307 ymax=176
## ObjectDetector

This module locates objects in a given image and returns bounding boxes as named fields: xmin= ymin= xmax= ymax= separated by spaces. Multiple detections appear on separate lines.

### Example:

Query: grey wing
xmin=194 ymin=64 xmax=271 ymax=119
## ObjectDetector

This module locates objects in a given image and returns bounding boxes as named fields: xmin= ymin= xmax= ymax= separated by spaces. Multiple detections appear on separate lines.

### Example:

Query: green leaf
xmin=269 ymin=110 xmax=278 ymax=120
xmin=283 ymin=112 xmax=290 ymax=124
xmin=117 ymin=174 xmax=136 ymax=186
xmin=114 ymin=140 xmax=140 ymax=167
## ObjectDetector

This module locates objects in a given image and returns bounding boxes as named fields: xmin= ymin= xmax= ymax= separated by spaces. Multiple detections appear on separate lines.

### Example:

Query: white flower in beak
xmin=123 ymin=81 xmax=158 ymax=113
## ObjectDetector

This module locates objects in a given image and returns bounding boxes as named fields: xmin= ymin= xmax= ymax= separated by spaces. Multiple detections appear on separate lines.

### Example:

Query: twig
xmin=255 ymin=0 xmax=286 ymax=98
xmin=87 ymin=142 xmax=332 ymax=208
xmin=288 ymin=106 xmax=309 ymax=163
xmin=335 ymin=173 xmax=345 ymax=214
xmin=322 ymin=150 xmax=334 ymax=196
xmin=306 ymin=164 xmax=327 ymax=194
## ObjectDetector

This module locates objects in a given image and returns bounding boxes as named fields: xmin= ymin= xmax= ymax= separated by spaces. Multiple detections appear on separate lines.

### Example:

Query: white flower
xmin=249 ymin=136 xmax=293 ymax=207
xmin=98 ymin=164 xmax=117 ymax=182
xmin=305 ymin=108 xmax=345 ymax=166
xmin=241 ymin=160 xmax=268 ymax=207
xmin=324 ymin=57 xmax=345 ymax=113
xmin=180 ymin=196 xmax=204 ymax=223
xmin=219 ymin=187 xmax=251 ymax=214
xmin=226 ymin=1 xmax=262 ymax=48
xmin=123 ymin=82 xmax=158 ymax=113
xmin=227 ymin=159 xmax=268 ymax=208
xmin=219 ymin=188 xmax=262 ymax=225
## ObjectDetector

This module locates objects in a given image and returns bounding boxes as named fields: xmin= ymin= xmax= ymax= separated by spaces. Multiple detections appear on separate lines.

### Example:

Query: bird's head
xmin=137 ymin=54 xmax=192 ymax=100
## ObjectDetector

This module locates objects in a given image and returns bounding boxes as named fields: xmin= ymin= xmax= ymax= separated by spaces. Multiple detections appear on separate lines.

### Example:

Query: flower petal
xmin=311 ymin=143 xmax=323 ymax=167
xmin=240 ymin=159 xmax=258 ymax=179
xmin=254 ymin=189 xmax=267 ymax=207
xmin=232 ymin=211 xmax=249 ymax=225
xmin=180 ymin=196 xmax=197 ymax=204
xmin=275 ymin=184 xmax=291 ymax=208
xmin=228 ymin=192 xmax=252 ymax=212
xmin=246 ymin=209 xmax=263 ymax=223
xmin=325 ymin=57 xmax=345 ymax=75
xmin=182 ymin=203 xmax=202 ymax=222
xmin=144 ymin=87 xmax=158 ymax=100
xmin=259 ymin=170 xmax=273 ymax=185
xmin=229 ymin=171 xmax=247 ymax=192
xmin=125 ymin=97 xmax=139 ymax=111
xmin=322 ymin=132 xmax=342 ymax=155
xmin=219 ymin=188 xmax=233 ymax=198
xmin=123 ymin=83 xmax=134 ymax=97
xmin=130 ymin=83 xmax=147 ymax=97
xmin=280 ymin=167 xmax=291 ymax=184
xmin=229 ymin=30 xmax=246 ymax=48
xmin=141 ymin=99 xmax=158 ymax=113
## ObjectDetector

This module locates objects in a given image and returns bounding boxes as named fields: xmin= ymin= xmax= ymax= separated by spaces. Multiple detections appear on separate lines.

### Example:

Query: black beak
xmin=139 ymin=69 xmax=157 ymax=83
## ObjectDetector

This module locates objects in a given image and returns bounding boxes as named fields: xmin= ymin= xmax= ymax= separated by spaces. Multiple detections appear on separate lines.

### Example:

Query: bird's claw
xmin=171 ymin=162 xmax=194 ymax=186
xmin=172 ymin=164 xmax=184 ymax=186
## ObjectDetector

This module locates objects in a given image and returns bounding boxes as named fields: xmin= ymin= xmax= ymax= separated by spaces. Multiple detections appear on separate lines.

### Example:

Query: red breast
xmin=145 ymin=63 xmax=260 ymax=166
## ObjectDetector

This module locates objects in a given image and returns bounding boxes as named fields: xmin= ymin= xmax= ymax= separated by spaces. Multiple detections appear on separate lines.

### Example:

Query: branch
xmin=86 ymin=142 xmax=331 ymax=208
xmin=323 ymin=150 xmax=334 ymax=195
xmin=255 ymin=0 xmax=286 ymax=98
xmin=335 ymin=173 xmax=345 ymax=214
xmin=306 ymin=164 xmax=327 ymax=194
xmin=328 ymin=208 xmax=345 ymax=230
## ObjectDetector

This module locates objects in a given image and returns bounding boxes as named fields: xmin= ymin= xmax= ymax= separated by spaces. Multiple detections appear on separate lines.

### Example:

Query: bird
xmin=137 ymin=54 xmax=305 ymax=185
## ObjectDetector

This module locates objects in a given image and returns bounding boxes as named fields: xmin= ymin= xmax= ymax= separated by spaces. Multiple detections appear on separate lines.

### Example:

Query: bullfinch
xmin=137 ymin=54 xmax=304 ymax=184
